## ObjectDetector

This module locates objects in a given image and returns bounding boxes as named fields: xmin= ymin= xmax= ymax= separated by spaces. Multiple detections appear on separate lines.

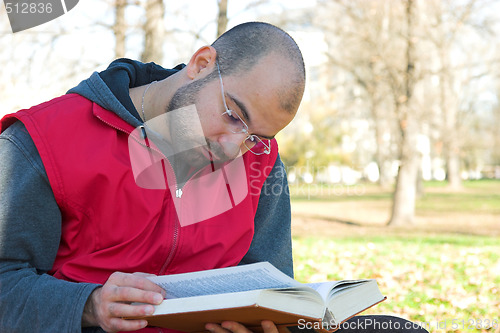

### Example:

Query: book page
xmin=304 ymin=280 xmax=372 ymax=301
xmin=149 ymin=262 xmax=301 ymax=299
xmin=304 ymin=282 xmax=340 ymax=301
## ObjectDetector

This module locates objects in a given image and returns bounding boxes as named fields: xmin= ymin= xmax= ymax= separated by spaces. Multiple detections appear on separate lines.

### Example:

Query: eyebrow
xmin=227 ymin=92 xmax=251 ymax=123
xmin=226 ymin=92 xmax=275 ymax=140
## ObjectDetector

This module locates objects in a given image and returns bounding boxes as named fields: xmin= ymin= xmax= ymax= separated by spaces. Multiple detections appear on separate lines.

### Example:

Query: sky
xmin=0 ymin=0 xmax=318 ymax=114
xmin=3 ymin=0 xmax=496 ymax=117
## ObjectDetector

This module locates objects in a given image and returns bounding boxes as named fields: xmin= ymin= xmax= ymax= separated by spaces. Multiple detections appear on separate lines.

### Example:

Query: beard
xmin=164 ymin=78 xmax=229 ymax=172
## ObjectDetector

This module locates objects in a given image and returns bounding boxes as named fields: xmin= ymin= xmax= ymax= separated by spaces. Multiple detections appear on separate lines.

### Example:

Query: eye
xmin=226 ymin=110 xmax=240 ymax=123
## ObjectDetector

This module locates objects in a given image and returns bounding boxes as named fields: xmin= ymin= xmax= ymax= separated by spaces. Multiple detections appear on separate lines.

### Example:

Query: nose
xmin=219 ymin=132 xmax=249 ymax=158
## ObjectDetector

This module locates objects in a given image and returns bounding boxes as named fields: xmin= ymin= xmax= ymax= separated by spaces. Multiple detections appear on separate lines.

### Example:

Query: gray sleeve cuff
xmin=0 ymin=261 xmax=101 ymax=333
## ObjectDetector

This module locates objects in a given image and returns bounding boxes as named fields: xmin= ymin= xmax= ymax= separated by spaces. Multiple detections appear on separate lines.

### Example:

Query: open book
xmin=132 ymin=262 xmax=386 ymax=332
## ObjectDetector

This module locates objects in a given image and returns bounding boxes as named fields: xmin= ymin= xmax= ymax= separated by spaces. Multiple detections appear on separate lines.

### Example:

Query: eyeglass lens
xmin=217 ymin=62 xmax=270 ymax=155
xmin=222 ymin=111 xmax=269 ymax=154
xmin=245 ymin=136 xmax=270 ymax=155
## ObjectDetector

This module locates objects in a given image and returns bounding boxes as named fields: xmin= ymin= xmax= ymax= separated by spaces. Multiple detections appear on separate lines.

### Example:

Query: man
xmin=0 ymin=22 xmax=427 ymax=333
xmin=0 ymin=21 xmax=301 ymax=333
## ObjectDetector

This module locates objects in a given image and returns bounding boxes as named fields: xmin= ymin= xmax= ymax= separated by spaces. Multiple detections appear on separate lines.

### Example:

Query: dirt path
xmin=291 ymin=200 xmax=500 ymax=237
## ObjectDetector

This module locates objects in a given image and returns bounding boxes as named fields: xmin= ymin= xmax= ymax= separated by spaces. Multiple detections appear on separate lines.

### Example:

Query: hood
xmin=67 ymin=58 xmax=185 ymax=127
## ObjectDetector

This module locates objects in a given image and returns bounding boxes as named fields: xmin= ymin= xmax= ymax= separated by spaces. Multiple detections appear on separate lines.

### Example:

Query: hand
xmin=206 ymin=320 xmax=279 ymax=333
xmin=82 ymin=272 xmax=166 ymax=332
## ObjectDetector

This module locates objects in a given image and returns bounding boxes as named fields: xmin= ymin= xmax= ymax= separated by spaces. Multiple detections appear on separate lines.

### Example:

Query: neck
xmin=129 ymin=70 xmax=185 ymax=121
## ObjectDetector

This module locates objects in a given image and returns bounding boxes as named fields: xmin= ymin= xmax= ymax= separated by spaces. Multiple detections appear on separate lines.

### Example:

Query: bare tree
xmin=114 ymin=0 xmax=127 ymax=59
xmin=312 ymin=0 xmax=492 ymax=225
xmin=425 ymin=0 xmax=471 ymax=190
xmin=387 ymin=0 xmax=421 ymax=226
xmin=316 ymin=1 xmax=416 ymax=191
xmin=325 ymin=1 xmax=396 ymax=188
xmin=312 ymin=0 xmax=422 ymax=225
xmin=424 ymin=0 xmax=499 ymax=189
xmin=216 ymin=0 xmax=228 ymax=38
xmin=141 ymin=0 xmax=165 ymax=63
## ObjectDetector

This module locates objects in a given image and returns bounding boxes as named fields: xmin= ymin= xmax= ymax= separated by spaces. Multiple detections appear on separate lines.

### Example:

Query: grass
xmin=416 ymin=192 xmax=500 ymax=214
xmin=289 ymin=180 xmax=500 ymax=213
xmin=290 ymin=180 xmax=500 ymax=332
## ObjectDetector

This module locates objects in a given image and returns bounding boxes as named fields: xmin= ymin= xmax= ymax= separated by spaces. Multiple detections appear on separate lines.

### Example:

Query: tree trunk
xmin=446 ymin=148 xmax=462 ymax=189
xmin=388 ymin=0 xmax=419 ymax=226
xmin=141 ymin=0 xmax=165 ymax=63
xmin=374 ymin=117 xmax=392 ymax=188
xmin=216 ymin=0 xmax=228 ymax=38
xmin=389 ymin=109 xmax=420 ymax=226
xmin=390 ymin=155 xmax=419 ymax=224
xmin=439 ymin=49 xmax=463 ymax=190
xmin=114 ymin=0 xmax=126 ymax=59
xmin=443 ymin=94 xmax=463 ymax=190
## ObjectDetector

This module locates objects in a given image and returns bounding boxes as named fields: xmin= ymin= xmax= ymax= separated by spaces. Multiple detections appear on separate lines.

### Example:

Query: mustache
xmin=205 ymin=139 xmax=234 ymax=161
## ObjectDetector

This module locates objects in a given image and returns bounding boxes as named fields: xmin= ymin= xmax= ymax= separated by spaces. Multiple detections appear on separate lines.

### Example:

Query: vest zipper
xmin=97 ymin=116 xmax=220 ymax=274
xmin=95 ymin=116 xmax=181 ymax=274
xmin=159 ymin=218 xmax=179 ymax=275
xmin=138 ymin=125 xmax=183 ymax=274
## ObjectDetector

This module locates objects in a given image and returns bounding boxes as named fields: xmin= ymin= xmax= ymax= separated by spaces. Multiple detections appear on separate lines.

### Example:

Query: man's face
xmin=165 ymin=54 xmax=296 ymax=169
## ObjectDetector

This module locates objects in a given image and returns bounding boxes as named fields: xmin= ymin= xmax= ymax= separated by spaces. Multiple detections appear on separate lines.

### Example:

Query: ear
xmin=186 ymin=46 xmax=217 ymax=80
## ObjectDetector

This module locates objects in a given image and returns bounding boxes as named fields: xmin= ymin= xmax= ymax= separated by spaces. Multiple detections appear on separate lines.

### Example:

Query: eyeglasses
xmin=216 ymin=62 xmax=271 ymax=155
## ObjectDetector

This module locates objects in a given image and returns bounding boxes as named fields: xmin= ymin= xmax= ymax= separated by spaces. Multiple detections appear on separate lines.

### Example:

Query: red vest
xmin=1 ymin=94 xmax=278 ymax=284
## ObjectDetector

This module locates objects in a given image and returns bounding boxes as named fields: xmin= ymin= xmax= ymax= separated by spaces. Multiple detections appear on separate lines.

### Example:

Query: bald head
xmin=212 ymin=22 xmax=306 ymax=114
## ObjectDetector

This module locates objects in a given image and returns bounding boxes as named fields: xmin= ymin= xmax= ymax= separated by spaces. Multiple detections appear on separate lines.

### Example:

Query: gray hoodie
xmin=0 ymin=59 xmax=293 ymax=333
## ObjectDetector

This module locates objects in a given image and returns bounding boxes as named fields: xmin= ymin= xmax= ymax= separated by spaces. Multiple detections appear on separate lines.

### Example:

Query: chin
xmin=187 ymin=152 xmax=212 ymax=168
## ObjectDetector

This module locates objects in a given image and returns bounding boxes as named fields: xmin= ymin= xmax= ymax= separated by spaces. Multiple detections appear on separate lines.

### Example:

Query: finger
xmin=205 ymin=323 xmax=230 ymax=333
xmin=261 ymin=320 xmax=279 ymax=333
xmin=110 ymin=272 xmax=166 ymax=296
xmin=133 ymin=272 xmax=159 ymax=278
xmin=107 ymin=302 xmax=156 ymax=318
xmin=131 ymin=273 xmax=166 ymax=296
xmin=221 ymin=321 xmax=252 ymax=333
xmin=106 ymin=316 xmax=149 ymax=332
xmin=105 ymin=285 xmax=164 ymax=305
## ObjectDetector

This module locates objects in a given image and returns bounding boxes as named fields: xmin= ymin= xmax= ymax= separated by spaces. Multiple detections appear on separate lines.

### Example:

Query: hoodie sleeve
xmin=67 ymin=58 xmax=184 ymax=123
xmin=239 ymin=155 xmax=294 ymax=278
xmin=0 ymin=121 xmax=100 ymax=333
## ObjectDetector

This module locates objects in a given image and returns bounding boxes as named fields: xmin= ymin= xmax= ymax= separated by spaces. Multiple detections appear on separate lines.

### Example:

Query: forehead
xmin=222 ymin=55 xmax=296 ymax=136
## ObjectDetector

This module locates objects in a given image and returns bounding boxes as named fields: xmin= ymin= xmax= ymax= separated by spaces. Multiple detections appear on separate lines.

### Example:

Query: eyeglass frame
xmin=216 ymin=62 xmax=271 ymax=155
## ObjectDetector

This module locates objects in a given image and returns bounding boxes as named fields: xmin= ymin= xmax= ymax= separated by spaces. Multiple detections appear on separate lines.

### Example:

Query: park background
xmin=1 ymin=0 xmax=499 ymax=331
